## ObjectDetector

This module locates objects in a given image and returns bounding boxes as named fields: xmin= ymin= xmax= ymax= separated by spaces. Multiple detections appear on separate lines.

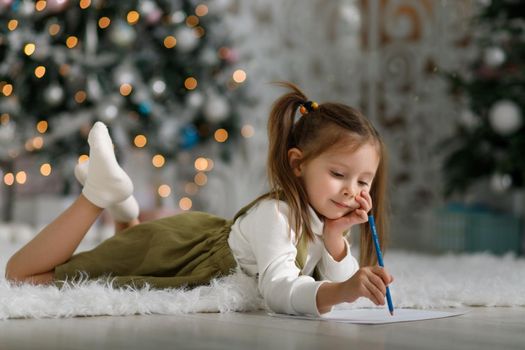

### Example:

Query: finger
xmin=386 ymin=276 xmax=394 ymax=285
xmin=356 ymin=196 xmax=372 ymax=214
xmin=364 ymin=280 xmax=385 ymax=306
xmin=347 ymin=210 xmax=366 ymax=226
xmin=360 ymin=191 xmax=373 ymax=209
xmin=372 ymin=266 xmax=392 ymax=285
xmin=368 ymin=272 xmax=387 ymax=296
xmin=355 ymin=194 xmax=368 ymax=208
xmin=355 ymin=209 xmax=368 ymax=222
xmin=363 ymin=281 xmax=381 ymax=305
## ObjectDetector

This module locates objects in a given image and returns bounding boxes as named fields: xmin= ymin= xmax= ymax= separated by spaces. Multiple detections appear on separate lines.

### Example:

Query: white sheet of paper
xmin=269 ymin=308 xmax=466 ymax=325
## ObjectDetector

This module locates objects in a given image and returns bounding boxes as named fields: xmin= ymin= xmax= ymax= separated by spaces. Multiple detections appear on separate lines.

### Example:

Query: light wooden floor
xmin=0 ymin=307 xmax=523 ymax=349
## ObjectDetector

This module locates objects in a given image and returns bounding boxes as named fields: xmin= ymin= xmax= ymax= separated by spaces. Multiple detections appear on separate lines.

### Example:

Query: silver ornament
xmin=97 ymin=94 xmax=124 ymax=123
xmin=114 ymin=64 xmax=137 ymax=85
xmin=459 ymin=109 xmax=480 ymax=130
xmin=491 ymin=173 xmax=512 ymax=193
xmin=44 ymin=84 xmax=64 ymax=106
xmin=187 ymin=91 xmax=204 ymax=108
xmin=140 ymin=0 xmax=162 ymax=24
xmin=139 ymin=0 xmax=156 ymax=15
xmin=204 ymin=93 xmax=230 ymax=122
xmin=110 ymin=21 xmax=137 ymax=47
xmin=87 ymin=76 xmax=103 ymax=101
xmin=171 ymin=11 xmax=186 ymax=24
xmin=200 ymin=48 xmax=219 ymax=65
xmin=0 ymin=122 xmax=15 ymax=143
xmin=175 ymin=27 xmax=199 ymax=52
xmin=19 ymin=0 xmax=35 ymax=16
xmin=489 ymin=100 xmax=522 ymax=135
xmin=159 ymin=119 xmax=179 ymax=148
xmin=98 ymin=103 xmax=119 ymax=123
xmin=151 ymin=78 xmax=167 ymax=97
xmin=483 ymin=47 xmax=505 ymax=67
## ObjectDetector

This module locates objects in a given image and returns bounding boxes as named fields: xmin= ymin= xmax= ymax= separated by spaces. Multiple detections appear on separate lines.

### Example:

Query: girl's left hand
xmin=323 ymin=191 xmax=372 ymax=238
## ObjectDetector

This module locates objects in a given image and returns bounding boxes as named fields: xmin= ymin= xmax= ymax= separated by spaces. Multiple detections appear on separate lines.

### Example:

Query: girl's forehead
xmin=323 ymin=140 xmax=379 ymax=158
xmin=318 ymin=142 xmax=380 ymax=173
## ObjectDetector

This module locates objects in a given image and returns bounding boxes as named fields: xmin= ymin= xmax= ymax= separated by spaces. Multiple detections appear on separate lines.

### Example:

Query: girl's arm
xmin=316 ymin=265 xmax=394 ymax=314
xmin=316 ymin=281 xmax=344 ymax=314
xmin=315 ymin=236 xmax=359 ymax=283
xmin=322 ymin=234 xmax=346 ymax=261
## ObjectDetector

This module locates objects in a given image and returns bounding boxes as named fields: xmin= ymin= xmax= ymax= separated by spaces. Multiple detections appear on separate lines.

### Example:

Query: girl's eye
xmin=359 ymin=181 xmax=369 ymax=187
xmin=331 ymin=171 xmax=344 ymax=178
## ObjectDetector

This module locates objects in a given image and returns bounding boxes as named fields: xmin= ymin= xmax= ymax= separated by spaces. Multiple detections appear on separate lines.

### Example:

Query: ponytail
xmin=266 ymin=82 xmax=317 ymax=243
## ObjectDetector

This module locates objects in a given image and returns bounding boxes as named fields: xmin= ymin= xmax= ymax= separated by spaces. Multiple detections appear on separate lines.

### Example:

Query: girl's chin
xmin=315 ymin=206 xmax=352 ymax=220
xmin=322 ymin=211 xmax=350 ymax=220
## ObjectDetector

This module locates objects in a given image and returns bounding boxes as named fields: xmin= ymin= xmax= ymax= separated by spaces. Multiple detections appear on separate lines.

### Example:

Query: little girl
xmin=5 ymin=82 xmax=393 ymax=316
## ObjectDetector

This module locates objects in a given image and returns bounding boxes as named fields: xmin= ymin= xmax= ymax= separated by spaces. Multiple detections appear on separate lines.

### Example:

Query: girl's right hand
xmin=340 ymin=266 xmax=394 ymax=305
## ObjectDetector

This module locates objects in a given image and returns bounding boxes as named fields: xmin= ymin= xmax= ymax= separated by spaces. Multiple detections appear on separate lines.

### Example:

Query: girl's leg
xmin=5 ymin=200 xmax=139 ymax=284
xmin=5 ymin=122 xmax=133 ymax=284
xmin=74 ymin=160 xmax=140 ymax=231
xmin=5 ymin=195 xmax=102 ymax=282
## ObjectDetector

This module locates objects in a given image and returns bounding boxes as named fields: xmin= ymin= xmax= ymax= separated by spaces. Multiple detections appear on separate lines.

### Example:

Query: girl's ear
xmin=287 ymin=148 xmax=303 ymax=177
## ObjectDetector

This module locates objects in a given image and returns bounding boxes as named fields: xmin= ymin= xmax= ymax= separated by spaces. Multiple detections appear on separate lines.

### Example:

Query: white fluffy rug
xmin=1 ymin=240 xmax=524 ymax=320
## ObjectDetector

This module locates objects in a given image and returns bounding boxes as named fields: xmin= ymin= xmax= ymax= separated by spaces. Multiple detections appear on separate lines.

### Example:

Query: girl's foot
xmin=75 ymin=160 xmax=140 ymax=222
xmin=81 ymin=122 xmax=134 ymax=210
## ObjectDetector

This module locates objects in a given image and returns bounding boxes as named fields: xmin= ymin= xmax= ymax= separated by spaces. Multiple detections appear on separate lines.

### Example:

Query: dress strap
xmin=294 ymin=228 xmax=309 ymax=271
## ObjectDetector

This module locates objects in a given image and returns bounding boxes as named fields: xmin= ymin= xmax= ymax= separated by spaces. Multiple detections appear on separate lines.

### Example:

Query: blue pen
xmin=368 ymin=215 xmax=395 ymax=316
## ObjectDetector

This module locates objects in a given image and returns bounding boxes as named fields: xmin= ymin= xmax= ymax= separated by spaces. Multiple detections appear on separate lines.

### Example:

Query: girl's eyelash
xmin=330 ymin=170 xmax=371 ymax=185
xmin=331 ymin=171 xmax=344 ymax=178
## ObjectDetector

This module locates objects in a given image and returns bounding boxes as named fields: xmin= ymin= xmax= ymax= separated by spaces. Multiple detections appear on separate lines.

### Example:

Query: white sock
xmin=81 ymin=122 xmax=134 ymax=210
xmin=75 ymin=160 xmax=140 ymax=222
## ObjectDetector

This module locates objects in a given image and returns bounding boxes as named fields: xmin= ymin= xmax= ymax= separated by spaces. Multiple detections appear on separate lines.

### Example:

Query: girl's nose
xmin=343 ymin=186 xmax=356 ymax=197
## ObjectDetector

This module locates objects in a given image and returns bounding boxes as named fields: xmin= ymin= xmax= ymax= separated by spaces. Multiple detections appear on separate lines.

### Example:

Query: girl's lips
xmin=332 ymin=200 xmax=350 ymax=209
xmin=332 ymin=200 xmax=359 ymax=211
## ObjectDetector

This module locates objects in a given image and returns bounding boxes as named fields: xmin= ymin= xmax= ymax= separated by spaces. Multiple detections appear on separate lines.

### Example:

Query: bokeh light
xmin=179 ymin=197 xmax=193 ymax=210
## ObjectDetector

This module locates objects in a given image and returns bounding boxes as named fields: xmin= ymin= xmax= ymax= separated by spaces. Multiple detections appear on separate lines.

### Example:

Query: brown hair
xmin=263 ymin=81 xmax=389 ymax=267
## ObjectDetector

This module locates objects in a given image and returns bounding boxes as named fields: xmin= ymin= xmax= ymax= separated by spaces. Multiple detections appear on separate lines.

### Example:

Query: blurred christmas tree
xmin=442 ymin=0 xmax=524 ymax=196
xmin=0 ymin=0 xmax=251 ymax=219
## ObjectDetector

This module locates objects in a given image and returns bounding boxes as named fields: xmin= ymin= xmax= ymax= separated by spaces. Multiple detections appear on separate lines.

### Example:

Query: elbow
xmin=4 ymin=261 xmax=15 ymax=282
xmin=4 ymin=258 xmax=23 ymax=282
xmin=317 ymin=305 xmax=333 ymax=315
xmin=259 ymin=280 xmax=296 ymax=316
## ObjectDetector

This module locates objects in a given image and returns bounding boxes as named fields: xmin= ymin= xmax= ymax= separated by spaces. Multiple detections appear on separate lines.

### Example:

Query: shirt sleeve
xmin=245 ymin=201 xmax=324 ymax=317
xmin=316 ymin=237 xmax=359 ymax=282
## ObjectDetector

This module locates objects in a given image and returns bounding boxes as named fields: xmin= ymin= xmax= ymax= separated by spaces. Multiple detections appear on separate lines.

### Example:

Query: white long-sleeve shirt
xmin=227 ymin=198 xmax=359 ymax=316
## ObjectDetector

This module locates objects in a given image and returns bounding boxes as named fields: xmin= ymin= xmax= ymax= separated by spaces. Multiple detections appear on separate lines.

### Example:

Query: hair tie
xmin=299 ymin=100 xmax=319 ymax=115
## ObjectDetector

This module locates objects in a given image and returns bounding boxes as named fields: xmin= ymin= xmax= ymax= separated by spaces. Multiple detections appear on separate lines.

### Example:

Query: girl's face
xmin=289 ymin=141 xmax=380 ymax=220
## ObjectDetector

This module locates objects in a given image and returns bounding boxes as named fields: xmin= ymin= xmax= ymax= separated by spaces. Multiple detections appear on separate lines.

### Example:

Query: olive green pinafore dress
xmin=54 ymin=198 xmax=310 ymax=289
